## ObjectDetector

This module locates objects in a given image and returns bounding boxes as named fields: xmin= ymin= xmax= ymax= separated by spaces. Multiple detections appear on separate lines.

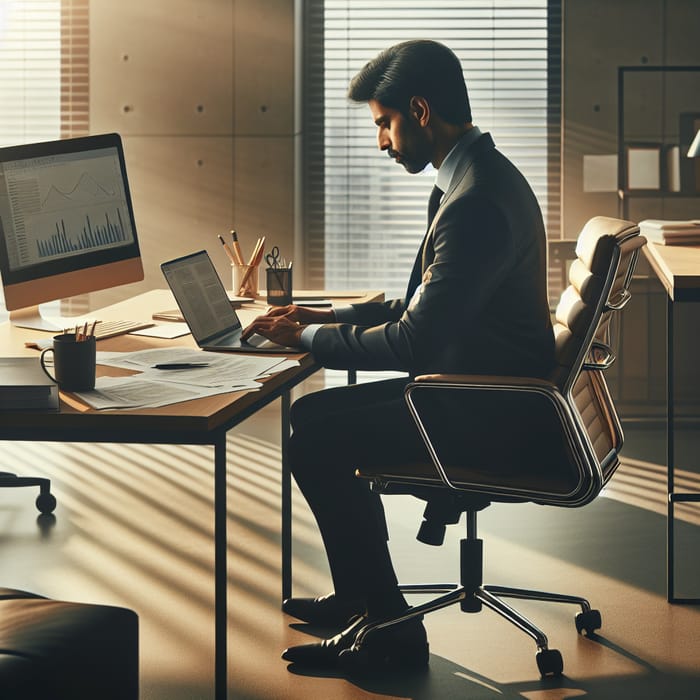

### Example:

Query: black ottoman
xmin=0 ymin=588 xmax=138 ymax=699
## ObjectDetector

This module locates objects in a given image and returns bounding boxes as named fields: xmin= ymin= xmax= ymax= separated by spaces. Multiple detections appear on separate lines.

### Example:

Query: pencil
xmin=254 ymin=236 xmax=266 ymax=265
xmin=218 ymin=234 xmax=237 ymax=264
xmin=246 ymin=236 xmax=263 ymax=267
xmin=238 ymin=236 xmax=266 ymax=293
xmin=230 ymin=229 xmax=244 ymax=265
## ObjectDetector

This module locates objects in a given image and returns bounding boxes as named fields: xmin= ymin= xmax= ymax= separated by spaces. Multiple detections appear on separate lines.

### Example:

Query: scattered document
xmin=74 ymin=375 xmax=261 ymax=410
xmin=75 ymin=347 xmax=299 ymax=409
xmin=99 ymin=347 xmax=291 ymax=384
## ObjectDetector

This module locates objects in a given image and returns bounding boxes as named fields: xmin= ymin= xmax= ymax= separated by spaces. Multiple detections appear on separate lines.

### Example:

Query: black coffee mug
xmin=40 ymin=333 xmax=96 ymax=391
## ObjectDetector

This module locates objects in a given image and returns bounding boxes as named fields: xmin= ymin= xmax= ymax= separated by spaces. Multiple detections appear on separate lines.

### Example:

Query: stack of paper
xmin=639 ymin=219 xmax=700 ymax=245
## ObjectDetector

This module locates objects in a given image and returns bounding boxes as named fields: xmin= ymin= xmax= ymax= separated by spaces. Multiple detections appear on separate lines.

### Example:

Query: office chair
xmin=0 ymin=472 xmax=56 ymax=514
xmin=348 ymin=216 xmax=645 ymax=677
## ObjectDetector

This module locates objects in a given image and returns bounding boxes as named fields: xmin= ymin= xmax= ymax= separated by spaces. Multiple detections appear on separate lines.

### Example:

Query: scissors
xmin=266 ymin=246 xmax=281 ymax=268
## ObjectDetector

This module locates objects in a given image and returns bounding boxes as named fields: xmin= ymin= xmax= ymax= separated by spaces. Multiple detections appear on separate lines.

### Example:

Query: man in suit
xmin=242 ymin=39 xmax=555 ymax=672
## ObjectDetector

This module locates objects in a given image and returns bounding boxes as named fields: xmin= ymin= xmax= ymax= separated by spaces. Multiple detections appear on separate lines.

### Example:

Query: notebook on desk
xmin=161 ymin=250 xmax=295 ymax=354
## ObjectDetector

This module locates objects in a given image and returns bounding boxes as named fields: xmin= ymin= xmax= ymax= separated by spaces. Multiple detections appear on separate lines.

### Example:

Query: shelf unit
xmin=617 ymin=65 xmax=700 ymax=220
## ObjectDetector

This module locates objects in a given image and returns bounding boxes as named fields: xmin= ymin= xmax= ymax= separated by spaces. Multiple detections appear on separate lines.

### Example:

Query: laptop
xmin=161 ymin=250 xmax=295 ymax=353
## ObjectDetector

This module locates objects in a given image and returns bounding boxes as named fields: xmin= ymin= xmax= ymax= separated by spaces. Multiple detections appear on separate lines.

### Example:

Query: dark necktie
xmin=405 ymin=185 xmax=443 ymax=305
xmin=427 ymin=184 xmax=443 ymax=228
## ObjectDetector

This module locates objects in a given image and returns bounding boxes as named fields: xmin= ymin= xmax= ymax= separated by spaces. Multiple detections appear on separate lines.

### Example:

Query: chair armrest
xmin=582 ymin=341 xmax=616 ymax=370
xmin=412 ymin=373 xmax=559 ymax=391
xmin=401 ymin=374 xmax=594 ymax=501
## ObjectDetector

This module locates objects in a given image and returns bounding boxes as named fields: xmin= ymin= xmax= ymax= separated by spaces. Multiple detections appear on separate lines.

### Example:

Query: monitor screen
xmin=0 ymin=132 xmax=144 ymax=329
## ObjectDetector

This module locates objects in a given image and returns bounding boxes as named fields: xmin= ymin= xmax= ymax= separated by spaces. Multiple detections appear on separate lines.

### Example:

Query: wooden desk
xmin=0 ymin=287 xmax=382 ymax=699
xmin=643 ymin=243 xmax=700 ymax=604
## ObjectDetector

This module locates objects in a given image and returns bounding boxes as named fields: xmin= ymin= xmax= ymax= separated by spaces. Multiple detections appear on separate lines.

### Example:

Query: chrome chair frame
xmin=349 ymin=217 xmax=645 ymax=677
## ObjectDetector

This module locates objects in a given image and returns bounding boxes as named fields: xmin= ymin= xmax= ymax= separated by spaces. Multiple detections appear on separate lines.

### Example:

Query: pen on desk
xmin=230 ymin=229 xmax=244 ymax=265
xmin=217 ymin=234 xmax=237 ymax=264
xmin=152 ymin=362 xmax=210 ymax=370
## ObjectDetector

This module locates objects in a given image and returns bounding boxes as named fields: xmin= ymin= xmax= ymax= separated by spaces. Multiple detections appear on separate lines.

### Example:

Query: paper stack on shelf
xmin=639 ymin=219 xmax=700 ymax=245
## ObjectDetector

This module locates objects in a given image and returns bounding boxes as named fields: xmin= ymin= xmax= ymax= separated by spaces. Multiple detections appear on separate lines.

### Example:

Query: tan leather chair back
xmin=551 ymin=216 xmax=644 ymax=393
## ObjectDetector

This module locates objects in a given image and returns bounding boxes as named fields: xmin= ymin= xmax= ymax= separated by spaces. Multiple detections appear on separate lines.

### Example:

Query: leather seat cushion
xmin=0 ymin=592 xmax=138 ymax=700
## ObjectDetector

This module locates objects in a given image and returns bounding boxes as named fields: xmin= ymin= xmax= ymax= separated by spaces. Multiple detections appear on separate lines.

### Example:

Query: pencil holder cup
xmin=40 ymin=333 xmax=96 ymax=392
xmin=232 ymin=264 xmax=258 ymax=298
xmin=266 ymin=267 xmax=293 ymax=306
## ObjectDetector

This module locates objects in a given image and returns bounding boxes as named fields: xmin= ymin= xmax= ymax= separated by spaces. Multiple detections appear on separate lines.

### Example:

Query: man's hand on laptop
xmin=241 ymin=304 xmax=334 ymax=347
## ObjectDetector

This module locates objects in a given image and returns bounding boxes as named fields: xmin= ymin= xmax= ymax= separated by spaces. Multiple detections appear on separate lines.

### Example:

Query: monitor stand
xmin=9 ymin=305 xmax=69 ymax=332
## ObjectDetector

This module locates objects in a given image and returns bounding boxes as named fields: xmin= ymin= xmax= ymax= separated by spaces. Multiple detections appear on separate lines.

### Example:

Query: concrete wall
xmin=87 ymin=0 xmax=297 ymax=309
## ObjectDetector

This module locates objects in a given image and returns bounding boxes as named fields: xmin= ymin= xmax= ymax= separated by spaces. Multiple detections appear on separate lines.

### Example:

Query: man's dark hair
xmin=347 ymin=40 xmax=471 ymax=125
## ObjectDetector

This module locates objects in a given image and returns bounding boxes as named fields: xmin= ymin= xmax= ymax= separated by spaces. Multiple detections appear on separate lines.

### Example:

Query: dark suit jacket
xmin=310 ymin=132 xmax=555 ymax=378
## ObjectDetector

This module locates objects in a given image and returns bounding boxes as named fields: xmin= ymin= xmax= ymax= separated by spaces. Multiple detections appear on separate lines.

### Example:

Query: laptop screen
xmin=161 ymin=250 xmax=241 ymax=343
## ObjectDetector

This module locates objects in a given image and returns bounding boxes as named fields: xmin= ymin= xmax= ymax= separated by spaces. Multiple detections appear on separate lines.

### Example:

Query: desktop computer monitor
xmin=0 ymin=132 xmax=144 ymax=330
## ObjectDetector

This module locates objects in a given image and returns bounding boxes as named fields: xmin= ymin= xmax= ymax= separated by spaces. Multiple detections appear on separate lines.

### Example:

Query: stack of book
xmin=639 ymin=219 xmax=700 ymax=246
xmin=0 ymin=357 xmax=58 ymax=412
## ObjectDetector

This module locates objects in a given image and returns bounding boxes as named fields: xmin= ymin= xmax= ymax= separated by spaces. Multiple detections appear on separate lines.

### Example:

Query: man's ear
xmin=409 ymin=96 xmax=430 ymax=126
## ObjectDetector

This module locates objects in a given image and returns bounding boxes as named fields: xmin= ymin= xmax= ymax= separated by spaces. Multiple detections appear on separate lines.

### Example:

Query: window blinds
xmin=302 ymin=0 xmax=558 ymax=300
xmin=60 ymin=0 xmax=89 ymax=139
xmin=0 ymin=0 xmax=62 ymax=146
xmin=0 ymin=0 xmax=88 ymax=147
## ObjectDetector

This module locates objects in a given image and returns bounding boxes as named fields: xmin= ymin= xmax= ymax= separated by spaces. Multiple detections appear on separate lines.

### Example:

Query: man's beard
xmin=387 ymin=147 xmax=429 ymax=174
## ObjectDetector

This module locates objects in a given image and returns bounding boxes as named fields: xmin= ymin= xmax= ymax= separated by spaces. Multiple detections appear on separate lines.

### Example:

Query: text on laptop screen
xmin=161 ymin=252 xmax=240 ymax=342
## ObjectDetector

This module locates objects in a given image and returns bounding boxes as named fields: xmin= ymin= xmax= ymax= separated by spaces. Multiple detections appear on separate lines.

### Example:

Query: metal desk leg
xmin=281 ymin=390 xmax=292 ymax=601
xmin=214 ymin=432 xmax=228 ymax=699
xmin=667 ymin=297 xmax=700 ymax=605
xmin=666 ymin=295 xmax=676 ymax=603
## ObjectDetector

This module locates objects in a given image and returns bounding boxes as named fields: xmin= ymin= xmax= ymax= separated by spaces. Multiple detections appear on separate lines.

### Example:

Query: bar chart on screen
xmin=3 ymin=149 xmax=136 ymax=268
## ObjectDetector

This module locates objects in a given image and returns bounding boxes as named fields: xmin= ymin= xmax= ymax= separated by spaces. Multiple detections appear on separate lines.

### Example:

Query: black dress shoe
xmin=282 ymin=593 xmax=364 ymax=627
xmin=339 ymin=617 xmax=429 ymax=674
xmin=282 ymin=615 xmax=429 ymax=672
xmin=282 ymin=614 xmax=367 ymax=667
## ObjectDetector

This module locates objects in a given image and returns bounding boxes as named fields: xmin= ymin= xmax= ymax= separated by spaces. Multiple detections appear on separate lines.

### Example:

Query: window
xmin=302 ymin=0 xmax=561 ymax=300
xmin=0 ymin=0 xmax=88 ymax=313
xmin=0 ymin=0 xmax=61 ymax=146
xmin=0 ymin=0 xmax=88 ymax=148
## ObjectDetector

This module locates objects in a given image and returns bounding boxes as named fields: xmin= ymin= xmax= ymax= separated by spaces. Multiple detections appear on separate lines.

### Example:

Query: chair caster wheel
xmin=36 ymin=492 xmax=57 ymax=514
xmin=575 ymin=609 xmax=602 ymax=636
xmin=536 ymin=648 xmax=563 ymax=677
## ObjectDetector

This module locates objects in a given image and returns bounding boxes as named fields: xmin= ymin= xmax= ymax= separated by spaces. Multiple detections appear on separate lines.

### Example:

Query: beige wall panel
xmin=665 ymin=0 xmax=700 ymax=64
xmin=84 ymin=136 xmax=234 ymax=310
xmin=233 ymin=137 xmax=295 ymax=271
xmin=233 ymin=0 xmax=295 ymax=136
xmin=90 ymin=0 xmax=233 ymax=136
